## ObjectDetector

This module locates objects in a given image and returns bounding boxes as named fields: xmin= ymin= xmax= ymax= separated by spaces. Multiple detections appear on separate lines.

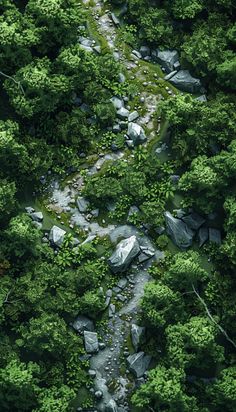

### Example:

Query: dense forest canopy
xmin=0 ymin=0 xmax=236 ymax=411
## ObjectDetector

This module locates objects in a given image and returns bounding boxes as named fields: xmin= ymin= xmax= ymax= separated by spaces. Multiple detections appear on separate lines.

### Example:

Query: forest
xmin=0 ymin=0 xmax=236 ymax=411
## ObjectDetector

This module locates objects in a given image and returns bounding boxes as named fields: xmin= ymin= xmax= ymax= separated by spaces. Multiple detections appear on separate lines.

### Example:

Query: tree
xmin=206 ymin=367 xmax=236 ymax=411
xmin=0 ymin=179 xmax=16 ymax=221
xmin=171 ymin=0 xmax=204 ymax=19
xmin=141 ymin=282 xmax=184 ymax=329
xmin=217 ymin=54 xmax=236 ymax=90
xmin=33 ymin=385 xmax=75 ymax=412
xmin=0 ymin=359 xmax=40 ymax=411
xmin=132 ymin=365 xmax=204 ymax=411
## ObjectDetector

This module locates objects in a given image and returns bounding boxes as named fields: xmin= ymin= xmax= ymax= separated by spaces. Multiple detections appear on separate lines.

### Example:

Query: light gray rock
xmin=195 ymin=94 xmax=207 ymax=102
xmin=128 ymin=111 xmax=139 ymax=122
xmin=113 ymin=124 xmax=121 ymax=133
xmin=95 ymin=390 xmax=103 ymax=399
xmin=155 ymin=50 xmax=179 ymax=73
xmin=169 ymin=70 xmax=202 ymax=93
xmin=164 ymin=211 xmax=194 ymax=249
xmin=49 ymin=225 xmax=66 ymax=247
xmin=72 ymin=315 xmax=94 ymax=333
xmin=77 ymin=197 xmax=90 ymax=213
xmin=25 ymin=206 xmax=35 ymax=214
xmin=32 ymin=221 xmax=42 ymax=230
xmin=108 ymin=235 xmax=140 ymax=273
xmin=198 ymin=227 xmax=208 ymax=247
xmin=111 ymin=96 xmax=124 ymax=110
xmin=127 ymin=352 xmax=151 ymax=378
xmin=117 ymin=278 xmax=127 ymax=289
xmin=84 ymin=331 xmax=99 ymax=353
xmin=88 ymin=369 xmax=96 ymax=378
xmin=105 ymin=399 xmax=118 ymax=412
xmin=140 ymin=46 xmax=150 ymax=58
xmin=91 ymin=209 xmax=99 ymax=217
xmin=94 ymin=45 xmax=101 ymax=54
xmin=127 ymin=122 xmax=146 ymax=146
xmin=209 ymin=228 xmax=221 ymax=244
xmin=182 ymin=213 xmax=205 ymax=230
xmin=111 ymin=12 xmax=120 ymax=25
xmin=164 ymin=70 xmax=178 ymax=81
xmin=128 ymin=205 xmax=140 ymax=219
xmin=30 ymin=211 xmax=43 ymax=222
xmin=131 ymin=49 xmax=142 ymax=59
xmin=131 ymin=324 xmax=145 ymax=351
xmin=118 ymin=73 xmax=126 ymax=83
xmin=79 ymin=37 xmax=93 ymax=47
xmin=80 ymin=44 xmax=93 ymax=52
xmin=117 ymin=107 xmax=129 ymax=120
xmin=109 ymin=303 xmax=116 ymax=317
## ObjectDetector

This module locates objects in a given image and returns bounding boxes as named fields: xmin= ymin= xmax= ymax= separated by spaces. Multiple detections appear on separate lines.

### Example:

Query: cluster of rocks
xmin=132 ymin=46 xmax=203 ymax=94
xmin=72 ymin=315 xmax=105 ymax=354
xmin=25 ymin=207 xmax=43 ymax=229
xmin=111 ymin=96 xmax=146 ymax=149
xmin=164 ymin=210 xmax=221 ymax=249
xmin=78 ymin=35 xmax=101 ymax=54
xmin=108 ymin=234 xmax=157 ymax=273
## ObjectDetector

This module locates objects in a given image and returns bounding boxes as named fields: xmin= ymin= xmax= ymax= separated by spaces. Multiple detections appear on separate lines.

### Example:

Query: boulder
xmin=111 ymin=12 xmax=120 ymax=25
xmin=198 ymin=227 xmax=208 ymax=247
xmin=105 ymin=399 xmax=118 ymax=412
xmin=140 ymin=46 xmax=150 ymax=58
xmin=164 ymin=70 xmax=178 ymax=81
xmin=128 ymin=205 xmax=140 ymax=219
xmin=77 ymin=197 xmax=90 ymax=213
xmin=164 ymin=211 xmax=194 ymax=249
xmin=155 ymin=50 xmax=179 ymax=73
xmin=25 ymin=206 xmax=35 ymax=214
xmin=209 ymin=228 xmax=221 ymax=244
xmin=108 ymin=235 xmax=140 ymax=273
xmin=131 ymin=324 xmax=145 ymax=351
xmin=127 ymin=352 xmax=151 ymax=378
xmin=195 ymin=94 xmax=207 ymax=102
xmin=109 ymin=303 xmax=116 ymax=317
xmin=72 ymin=315 xmax=94 ymax=333
xmin=118 ymin=73 xmax=126 ymax=83
xmin=182 ymin=212 xmax=205 ymax=230
xmin=128 ymin=111 xmax=139 ymax=122
xmin=79 ymin=44 xmax=93 ymax=52
xmin=49 ymin=225 xmax=66 ymax=247
xmin=117 ymin=107 xmax=129 ymax=120
xmin=111 ymin=96 xmax=124 ymax=110
xmin=84 ymin=331 xmax=99 ymax=353
xmin=30 ymin=211 xmax=43 ymax=222
xmin=169 ymin=70 xmax=202 ymax=93
xmin=127 ymin=122 xmax=146 ymax=146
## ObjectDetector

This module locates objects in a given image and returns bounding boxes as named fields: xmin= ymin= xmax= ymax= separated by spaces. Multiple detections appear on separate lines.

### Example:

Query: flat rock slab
xmin=169 ymin=70 xmax=202 ymax=93
xmin=182 ymin=212 xmax=205 ymax=230
xmin=131 ymin=324 xmax=145 ymax=351
xmin=84 ymin=331 xmax=99 ymax=353
xmin=127 ymin=352 xmax=151 ymax=378
xmin=209 ymin=228 xmax=221 ymax=244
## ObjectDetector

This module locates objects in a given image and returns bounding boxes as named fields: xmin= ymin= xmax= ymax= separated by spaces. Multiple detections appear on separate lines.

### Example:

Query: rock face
xmin=84 ymin=331 xmax=99 ymax=353
xmin=182 ymin=212 xmax=205 ymax=230
xmin=127 ymin=352 xmax=151 ymax=378
xmin=164 ymin=211 xmax=194 ymax=249
xmin=155 ymin=50 xmax=179 ymax=73
xmin=209 ymin=228 xmax=221 ymax=244
xmin=131 ymin=324 xmax=145 ymax=351
xmin=72 ymin=315 xmax=94 ymax=333
xmin=49 ymin=225 xmax=66 ymax=247
xmin=108 ymin=235 xmax=140 ymax=273
xmin=169 ymin=70 xmax=202 ymax=93
xmin=198 ymin=227 xmax=208 ymax=247
xmin=127 ymin=122 xmax=146 ymax=146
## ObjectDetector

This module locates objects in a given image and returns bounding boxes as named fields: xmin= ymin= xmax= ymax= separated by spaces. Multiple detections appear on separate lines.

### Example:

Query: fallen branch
xmin=0 ymin=70 xmax=25 ymax=95
xmin=192 ymin=283 xmax=236 ymax=350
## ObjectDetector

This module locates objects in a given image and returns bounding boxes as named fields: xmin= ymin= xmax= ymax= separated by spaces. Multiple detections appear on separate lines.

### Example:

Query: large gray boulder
xmin=84 ymin=331 xmax=99 ymax=353
xmin=30 ymin=211 xmax=43 ymax=222
xmin=49 ymin=225 xmax=66 ymax=247
xmin=72 ymin=315 xmax=94 ymax=333
xmin=117 ymin=107 xmax=129 ymax=120
xmin=169 ymin=70 xmax=202 ymax=93
xmin=127 ymin=122 xmax=146 ymax=146
xmin=108 ymin=235 xmax=140 ymax=273
xmin=155 ymin=50 xmax=179 ymax=73
xmin=164 ymin=211 xmax=194 ymax=249
xmin=182 ymin=212 xmax=205 ymax=230
xmin=127 ymin=352 xmax=151 ymax=378
xmin=131 ymin=324 xmax=145 ymax=351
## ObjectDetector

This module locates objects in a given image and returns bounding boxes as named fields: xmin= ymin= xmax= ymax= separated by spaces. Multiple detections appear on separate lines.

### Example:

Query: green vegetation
xmin=0 ymin=0 xmax=236 ymax=411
